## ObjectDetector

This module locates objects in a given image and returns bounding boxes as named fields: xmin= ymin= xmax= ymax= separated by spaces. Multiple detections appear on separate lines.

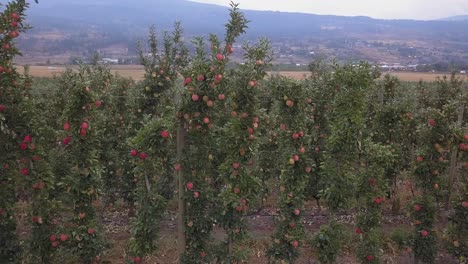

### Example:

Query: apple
xmin=294 ymin=208 xmax=300 ymax=216
xmin=193 ymin=191 xmax=200 ymax=198
xmin=23 ymin=134 xmax=32 ymax=143
xmin=85 ymin=86 xmax=90 ymax=93
xmin=232 ymin=162 xmax=240 ymax=169
xmin=8 ymin=31 xmax=19 ymax=38
xmin=200 ymin=251 xmax=206 ymax=258
xmin=286 ymin=100 xmax=294 ymax=107
xmin=139 ymin=152 xmax=148 ymax=160
xmin=416 ymin=155 xmax=423 ymax=162
xmin=79 ymin=212 xmax=86 ymax=219
xmin=289 ymin=158 xmax=295 ymax=165
xmin=191 ymin=94 xmax=200 ymax=102
xmin=291 ymin=240 xmax=299 ymax=247
xmin=197 ymin=74 xmax=205 ymax=82
xmin=434 ymin=183 xmax=439 ymax=190
xmin=218 ymin=94 xmax=225 ymax=100
xmin=248 ymin=80 xmax=257 ymax=87
xmin=421 ymin=230 xmax=429 ymax=237
xmin=293 ymin=155 xmax=300 ymax=161
xmin=63 ymin=122 xmax=71 ymax=131
xmin=280 ymin=124 xmax=286 ymax=130
xmin=369 ymin=177 xmax=376 ymax=186
xmin=49 ymin=234 xmax=57 ymax=242
xmin=289 ymin=221 xmax=296 ymax=228
xmin=184 ymin=77 xmax=192 ymax=85
xmin=20 ymin=143 xmax=28 ymax=150
xmin=81 ymin=122 xmax=88 ymax=129
xmin=428 ymin=119 xmax=436 ymax=127
xmin=356 ymin=228 xmax=362 ymax=234
xmin=210 ymin=66 xmax=216 ymax=72
xmin=292 ymin=133 xmax=299 ymax=139
xmin=299 ymin=131 xmax=304 ymax=137
xmin=247 ymin=127 xmax=254 ymax=134
xmin=161 ymin=130 xmax=169 ymax=138
xmin=95 ymin=100 xmax=102 ymax=108
xmin=234 ymin=187 xmax=241 ymax=194
xmin=235 ymin=205 xmax=243 ymax=212
xmin=186 ymin=182 xmax=194 ymax=190
xmin=231 ymin=111 xmax=238 ymax=117
xmin=32 ymin=155 xmax=40 ymax=161
xmin=256 ymin=59 xmax=264 ymax=65
xmin=374 ymin=197 xmax=381 ymax=204
xmin=414 ymin=204 xmax=422 ymax=211
xmin=214 ymin=74 xmax=223 ymax=83
xmin=20 ymin=168 xmax=28 ymax=176
xmin=241 ymin=198 xmax=247 ymax=205
xmin=206 ymin=100 xmax=214 ymax=107
xmin=226 ymin=44 xmax=234 ymax=54
xmin=10 ymin=13 xmax=20 ymax=21
xmin=63 ymin=137 xmax=71 ymax=145
xmin=299 ymin=147 xmax=305 ymax=153
xmin=80 ymin=128 xmax=87 ymax=136
xmin=60 ymin=234 xmax=68 ymax=242
xmin=462 ymin=201 xmax=468 ymax=208
xmin=88 ymin=228 xmax=95 ymax=235
xmin=305 ymin=166 xmax=312 ymax=173
xmin=0 ymin=104 xmax=5 ymax=112
xmin=203 ymin=117 xmax=210 ymax=124
xmin=366 ymin=255 xmax=374 ymax=261
xmin=174 ymin=164 xmax=181 ymax=171
xmin=134 ymin=257 xmax=141 ymax=263
xmin=460 ymin=143 xmax=467 ymax=151
xmin=216 ymin=53 xmax=224 ymax=60
xmin=51 ymin=241 xmax=59 ymax=248
xmin=2 ymin=43 xmax=11 ymax=50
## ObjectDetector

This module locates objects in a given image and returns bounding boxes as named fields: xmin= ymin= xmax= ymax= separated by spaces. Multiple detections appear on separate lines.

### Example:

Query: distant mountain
xmin=17 ymin=0 xmax=468 ymax=67
xmin=439 ymin=15 xmax=468 ymax=21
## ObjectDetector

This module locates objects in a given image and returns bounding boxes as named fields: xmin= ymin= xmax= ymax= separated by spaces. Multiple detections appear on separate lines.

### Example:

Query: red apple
xmin=292 ymin=133 xmax=299 ymax=139
xmin=231 ymin=111 xmax=238 ymax=117
xmin=0 ymin=104 xmax=5 ymax=112
xmin=184 ymin=77 xmax=192 ymax=85
xmin=10 ymin=21 xmax=18 ymax=27
xmin=186 ymin=182 xmax=194 ymax=190
xmin=203 ymin=117 xmax=210 ymax=124
xmin=464 ymin=134 xmax=468 ymax=141
xmin=206 ymin=100 xmax=214 ymax=107
xmin=216 ymin=53 xmax=224 ymax=60
xmin=191 ymin=94 xmax=199 ymax=101
xmin=293 ymin=155 xmax=299 ymax=161
xmin=174 ymin=164 xmax=181 ymax=171
xmin=63 ymin=122 xmax=71 ymax=131
xmin=366 ymin=255 xmax=374 ymax=261
xmin=428 ymin=119 xmax=436 ymax=127
xmin=232 ymin=163 xmax=240 ymax=169
xmin=32 ymin=155 xmax=40 ymax=161
xmin=131 ymin=149 xmax=138 ymax=157
xmin=10 ymin=13 xmax=20 ymax=21
xmin=235 ymin=205 xmax=243 ymax=212
xmin=421 ymin=230 xmax=429 ymax=237
xmin=305 ymin=166 xmax=312 ymax=173
xmin=85 ymin=86 xmax=91 ymax=93
xmin=63 ymin=137 xmax=71 ymax=145
xmin=462 ymin=201 xmax=468 ymax=208
xmin=51 ymin=241 xmax=59 ymax=248
xmin=8 ymin=31 xmax=19 ymax=38
xmin=247 ymin=127 xmax=254 ymax=134
xmin=81 ymin=122 xmax=88 ymax=129
xmin=218 ymin=94 xmax=225 ymax=100
xmin=294 ymin=208 xmax=300 ymax=216
xmin=161 ymin=130 xmax=169 ymax=138
xmin=374 ymin=197 xmax=381 ymax=204
xmin=20 ymin=143 xmax=28 ymax=150
xmin=20 ymin=168 xmax=28 ymax=176
xmin=139 ymin=152 xmax=147 ymax=160
xmin=414 ymin=204 xmax=422 ymax=211
xmin=356 ymin=228 xmax=362 ymax=234
xmin=197 ymin=74 xmax=205 ymax=82
xmin=94 ymin=100 xmax=102 ymax=108
xmin=299 ymin=147 xmax=305 ymax=153
xmin=369 ymin=177 xmax=376 ymax=186
xmin=291 ymin=240 xmax=299 ymax=247
xmin=214 ymin=73 xmax=223 ymax=84
xmin=241 ymin=198 xmax=247 ymax=205
xmin=286 ymin=100 xmax=294 ymax=107
xmin=79 ymin=212 xmax=86 ymax=219
xmin=2 ymin=43 xmax=11 ymax=50
xmin=80 ymin=128 xmax=87 ymax=136
xmin=416 ymin=155 xmax=423 ymax=162
xmin=49 ymin=234 xmax=57 ymax=242
xmin=234 ymin=187 xmax=240 ymax=194
xmin=226 ymin=44 xmax=234 ymax=54
xmin=193 ymin=191 xmax=200 ymax=198
xmin=88 ymin=228 xmax=95 ymax=235
xmin=248 ymin=80 xmax=257 ymax=87
xmin=60 ymin=234 xmax=68 ymax=242
xmin=134 ymin=257 xmax=141 ymax=263
xmin=23 ymin=134 xmax=32 ymax=143
xmin=280 ymin=124 xmax=286 ymax=130
xmin=460 ymin=143 xmax=467 ymax=151
xmin=200 ymin=251 xmax=206 ymax=258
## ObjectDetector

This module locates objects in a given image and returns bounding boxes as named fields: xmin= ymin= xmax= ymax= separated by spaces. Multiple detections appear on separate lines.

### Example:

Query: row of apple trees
xmin=2 ymin=1 xmax=467 ymax=263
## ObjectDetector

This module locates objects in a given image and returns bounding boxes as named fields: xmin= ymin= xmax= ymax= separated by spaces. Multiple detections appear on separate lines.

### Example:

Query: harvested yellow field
xmin=18 ymin=65 xmax=465 ymax=82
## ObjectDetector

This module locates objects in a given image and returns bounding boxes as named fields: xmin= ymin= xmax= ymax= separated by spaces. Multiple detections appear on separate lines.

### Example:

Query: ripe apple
xmin=293 ymin=155 xmax=299 ymax=161
xmin=193 ymin=192 xmax=200 ymax=198
xmin=356 ymin=228 xmax=362 ymax=234
xmin=234 ymin=187 xmax=240 ymax=194
xmin=184 ymin=77 xmax=192 ymax=85
xmin=8 ymin=31 xmax=19 ymax=38
xmin=79 ymin=212 xmax=86 ymax=219
xmin=464 ymin=134 xmax=468 ymax=141
xmin=161 ymin=130 xmax=169 ymax=138
xmin=280 ymin=124 xmax=286 ymax=130
xmin=460 ymin=143 xmax=467 ymax=151
xmin=186 ymin=182 xmax=194 ymax=190
xmin=49 ymin=234 xmax=57 ymax=242
xmin=210 ymin=66 xmax=216 ymax=72
xmin=294 ymin=208 xmax=300 ymax=216
xmin=299 ymin=147 xmax=305 ymax=153
xmin=461 ymin=201 xmax=468 ymax=208
xmin=51 ymin=241 xmax=59 ymax=248
xmin=94 ymin=100 xmax=102 ymax=108
xmin=434 ymin=183 xmax=439 ymax=190
xmin=197 ymin=74 xmax=205 ymax=82
xmin=231 ymin=111 xmax=238 ymax=117
xmin=305 ymin=166 xmax=312 ymax=173
xmin=369 ymin=177 xmax=376 ymax=186
xmin=291 ymin=240 xmax=299 ymax=247
xmin=226 ymin=44 xmax=234 ymax=54
xmin=81 ymin=122 xmax=88 ymax=129
xmin=10 ymin=13 xmax=20 ymax=21
xmin=80 ymin=128 xmax=87 ymax=136
xmin=374 ymin=197 xmax=381 ymax=204
xmin=216 ymin=53 xmax=224 ymax=60
xmin=414 ymin=204 xmax=422 ymax=211
xmin=366 ymin=255 xmax=374 ymax=261
xmin=214 ymin=73 xmax=223 ymax=83
xmin=32 ymin=155 xmax=40 ymax=161
xmin=200 ymin=251 xmax=206 ymax=258
xmin=286 ymin=100 xmax=294 ymax=107
xmin=63 ymin=122 xmax=71 ymax=131
xmin=292 ymin=133 xmax=299 ymax=139
xmin=20 ymin=168 xmax=28 ymax=175
xmin=218 ymin=94 xmax=225 ymax=100
xmin=421 ymin=230 xmax=429 ymax=237
xmin=60 ymin=234 xmax=68 ymax=242
xmin=206 ymin=100 xmax=214 ymax=107
xmin=203 ymin=117 xmax=210 ymax=124
xmin=2 ymin=43 xmax=11 ymax=50
xmin=235 ymin=205 xmax=243 ymax=212
xmin=63 ymin=137 xmax=71 ymax=145
xmin=23 ymin=134 xmax=32 ymax=143
xmin=88 ymin=228 xmax=95 ymax=235
xmin=247 ymin=127 xmax=254 ymax=134
xmin=248 ymin=80 xmax=257 ymax=87
xmin=20 ymin=143 xmax=28 ymax=150
xmin=416 ymin=155 xmax=423 ymax=162
xmin=0 ymin=104 xmax=5 ymax=112
xmin=256 ymin=59 xmax=264 ymax=65
xmin=232 ymin=162 xmax=240 ymax=169
xmin=85 ymin=86 xmax=90 ymax=93
xmin=241 ymin=198 xmax=247 ymax=205
xmin=139 ymin=152 xmax=148 ymax=160
xmin=289 ymin=158 xmax=295 ymax=165
xmin=191 ymin=94 xmax=199 ymax=101
xmin=134 ymin=257 xmax=141 ymax=263
xmin=428 ymin=119 xmax=436 ymax=127
xmin=289 ymin=221 xmax=296 ymax=228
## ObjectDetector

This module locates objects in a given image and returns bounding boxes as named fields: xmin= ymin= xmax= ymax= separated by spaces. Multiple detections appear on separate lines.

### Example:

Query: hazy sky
xmin=189 ymin=0 xmax=468 ymax=20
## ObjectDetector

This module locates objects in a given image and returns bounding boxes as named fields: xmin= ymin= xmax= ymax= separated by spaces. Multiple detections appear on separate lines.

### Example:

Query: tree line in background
xmin=1 ymin=1 xmax=467 ymax=264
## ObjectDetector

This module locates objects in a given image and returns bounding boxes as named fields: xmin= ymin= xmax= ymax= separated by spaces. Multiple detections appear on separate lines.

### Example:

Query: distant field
xmin=17 ymin=65 xmax=466 ymax=82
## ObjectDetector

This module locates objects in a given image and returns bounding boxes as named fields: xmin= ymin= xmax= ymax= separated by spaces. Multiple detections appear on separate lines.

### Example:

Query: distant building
xmin=461 ymin=70 xmax=467 ymax=74
xmin=102 ymin=58 xmax=119 ymax=64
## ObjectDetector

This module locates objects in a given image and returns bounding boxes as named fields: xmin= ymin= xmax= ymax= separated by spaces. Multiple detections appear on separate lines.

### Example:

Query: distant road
xmin=17 ymin=65 xmax=464 ymax=82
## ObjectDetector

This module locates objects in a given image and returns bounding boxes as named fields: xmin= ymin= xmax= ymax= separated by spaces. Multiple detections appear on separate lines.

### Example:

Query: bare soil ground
xmin=16 ymin=65 xmax=463 ymax=82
